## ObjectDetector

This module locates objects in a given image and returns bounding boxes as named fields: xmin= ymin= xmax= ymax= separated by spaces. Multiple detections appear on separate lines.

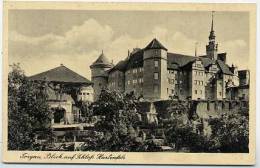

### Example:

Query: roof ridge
xmin=29 ymin=65 xmax=92 ymax=84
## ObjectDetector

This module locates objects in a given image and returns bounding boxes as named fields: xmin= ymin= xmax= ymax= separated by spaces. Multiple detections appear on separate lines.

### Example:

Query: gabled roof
xmin=144 ymin=38 xmax=167 ymax=51
xmin=216 ymin=60 xmax=233 ymax=75
xmin=200 ymin=57 xmax=214 ymax=68
xmin=29 ymin=65 xmax=92 ymax=84
xmin=107 ymin=38 xmax=233 ymax=76
xmin=110 ymin=50 xmax=234 ymax=76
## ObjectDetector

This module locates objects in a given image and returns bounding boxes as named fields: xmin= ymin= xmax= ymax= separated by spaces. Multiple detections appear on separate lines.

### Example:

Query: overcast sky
xmin=9 ymin=10 xmax=249 ymax=79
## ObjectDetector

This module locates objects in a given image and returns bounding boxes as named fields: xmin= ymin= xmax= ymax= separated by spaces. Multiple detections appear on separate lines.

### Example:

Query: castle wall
xmin=191 ymin=60 xmax=205 ymax=100
xmin=108 ymin=70 xmax=125 ymax=93
xmin=92 ymin=76 xmax=108 ymax=101
xmin=166 ymin=70 xmax=178 ymax=98
xmin=195 ymin=100 xmax=247 ymax=118
xmin=124 ymin=67 xmax=144 ymax=97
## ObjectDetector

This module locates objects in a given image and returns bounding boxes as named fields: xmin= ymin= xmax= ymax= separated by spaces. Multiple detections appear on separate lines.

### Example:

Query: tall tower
xmin=90 ymin=51 xmax=113 ymax=100
xmin=143 ymin=38 xmax=168 ymax=101
xmin=206 ymin=11 xmax=218 ymax=60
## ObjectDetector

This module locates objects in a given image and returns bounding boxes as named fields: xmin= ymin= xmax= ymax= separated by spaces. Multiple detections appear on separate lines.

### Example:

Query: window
xmin=194 ymin=80 xmax=197 ymax=85
xmin=200 ymin=90 xmax=202 ymax=94
xmin=127 ymin=80 xmax=131 ymax=85
xmin=154 ymin=72 xmax=159 ymax=80
xmin=167 ymin=88 xmax=169 ymax=94
xmin=133 ymin=79 xmax=137 ymax=84
xmin=195 ymin=90 xmax=198 ymax=94
xmin=133 ymin=69 xmax=137 ymax=74
xmin=139 ymin=78 xmax=143 ymax=83
xmin=172 ymin=89 xmax=174 ymax=94
xmin=154 ymin=85 xmax=159 ymax=93
xmin=219 ymin=92 xmax=222 ymax=96
xmin=154 ymin=60 xmax=159 ymax=67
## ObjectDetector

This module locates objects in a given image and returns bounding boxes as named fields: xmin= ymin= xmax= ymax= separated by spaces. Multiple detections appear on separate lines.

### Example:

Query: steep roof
xmin=90 ymin=52 xmax=113 ymax=68
xmin=167 ymin=53 xmax=196 ymax=67
xmin=108 ymin=60 xmax=128 ymax=72
xmin=200 ymin=57 xmax=214 ymax=68
xmin=110 ymin=50 xmax=233 ymax=76
xmin=29 ymin=65 xmax=92 ymax=84
xmin=144 ymin=38 xmax=167 ymax=51
xmin=216 ymin=60 xmax=233 ymax=75
xmin=126 ymin=49 xmax=144 ymax=69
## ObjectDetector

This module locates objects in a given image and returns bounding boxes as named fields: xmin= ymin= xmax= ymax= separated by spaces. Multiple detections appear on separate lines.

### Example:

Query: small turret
xmin=90 ymin=51 xmax=113 ymax=100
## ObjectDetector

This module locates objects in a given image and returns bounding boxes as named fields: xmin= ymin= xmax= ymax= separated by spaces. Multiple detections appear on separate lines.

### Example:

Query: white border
xmin=0 ymin=0 xmax=259 ymax=167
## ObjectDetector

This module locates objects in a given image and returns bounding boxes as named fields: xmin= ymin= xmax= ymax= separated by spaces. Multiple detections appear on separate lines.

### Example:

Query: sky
xmin=8 ymin=10 xmax=249 ymax=79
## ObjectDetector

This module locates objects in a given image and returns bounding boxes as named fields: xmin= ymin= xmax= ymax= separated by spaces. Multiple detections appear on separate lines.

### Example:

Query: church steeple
xmin=209 ymin=11 xmax=216 ymax=41
xmin=206 ymin=11 xmax=218 ymax=60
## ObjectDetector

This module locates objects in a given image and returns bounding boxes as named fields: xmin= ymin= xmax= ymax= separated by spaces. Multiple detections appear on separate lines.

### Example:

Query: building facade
xmin=90 ymin=15 xmax=248 ymax=101
xmin=29 ymin=64 xmax=94 ymax=127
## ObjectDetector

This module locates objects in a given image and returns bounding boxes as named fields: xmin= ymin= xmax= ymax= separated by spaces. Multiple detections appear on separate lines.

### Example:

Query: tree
xmin=91 ymin=90 xmax=140 ymax=151
xmin=164 ymin=100 xmax=211 ymax=152
xmin=208 ymin=112 xmax=249 ymax=153
xmin=78 ymin=101 xmax=92 ymax=123
xmin=8 ymin=64 xmax=52 ymax=150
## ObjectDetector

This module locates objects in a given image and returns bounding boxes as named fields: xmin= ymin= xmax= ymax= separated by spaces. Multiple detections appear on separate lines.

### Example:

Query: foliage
xmin=208 ymin=112 xmax=249 ymax=153
xmin=78 ymin=101 xmax=93 ymax=122
xmin=164 ymin=100 xmax=210 ymax=152
xmin=8 ymin=63 xmax=52 ymax=150
xmin=90 ymin=90 xmax=140 ymax=151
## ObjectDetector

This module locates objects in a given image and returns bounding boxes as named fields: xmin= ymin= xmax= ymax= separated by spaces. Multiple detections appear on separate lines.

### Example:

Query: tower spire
xmin=209 ymin=11 xmax=216 ymax=41
xmin=195 ymin=42 xmax=198 ymax=57
xmin=206 ymin=11 xmax=218 ymax=60
xmin=211 ymin=11 xmax=214 ymax=31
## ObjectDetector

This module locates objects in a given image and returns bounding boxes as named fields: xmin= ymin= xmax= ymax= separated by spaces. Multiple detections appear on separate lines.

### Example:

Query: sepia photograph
xmin=2 ymin=2 xmax=256 ymax=165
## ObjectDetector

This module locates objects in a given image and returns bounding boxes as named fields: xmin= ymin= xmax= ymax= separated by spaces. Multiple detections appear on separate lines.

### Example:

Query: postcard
xmin=2 ymin=1 xmax=256 ymax=165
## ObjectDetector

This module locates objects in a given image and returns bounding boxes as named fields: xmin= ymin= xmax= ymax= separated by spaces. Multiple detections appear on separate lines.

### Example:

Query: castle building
xmin=90 ymin=14 xmax=247 ymax=101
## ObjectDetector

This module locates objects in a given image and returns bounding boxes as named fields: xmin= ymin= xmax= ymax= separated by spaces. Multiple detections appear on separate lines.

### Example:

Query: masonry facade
xmin=90 ymin=15 xmax=248 ymax=102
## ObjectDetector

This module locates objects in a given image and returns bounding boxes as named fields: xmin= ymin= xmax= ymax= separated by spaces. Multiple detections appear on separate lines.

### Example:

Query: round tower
xmin=90 ymin=51 xmax=113 ymax=101
xmin=143 ymin=38 xmax=168 ymax=101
